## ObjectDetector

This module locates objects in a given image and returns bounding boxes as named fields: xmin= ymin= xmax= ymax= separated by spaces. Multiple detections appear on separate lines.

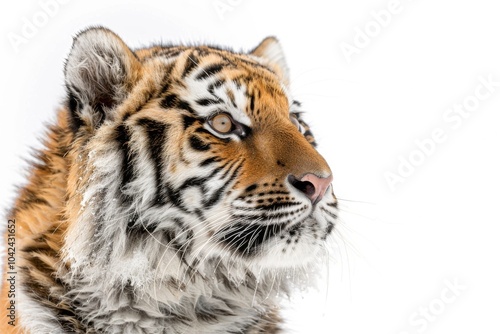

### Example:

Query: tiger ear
xmin=250 ymin=37 xmax=290 ymax=86
xmin=64 ymin=27 xmax=141 ymax=129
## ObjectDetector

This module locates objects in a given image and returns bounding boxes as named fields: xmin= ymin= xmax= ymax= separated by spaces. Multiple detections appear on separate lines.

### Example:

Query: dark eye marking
xmin=189 ymin=135 xmax=211 ymax=151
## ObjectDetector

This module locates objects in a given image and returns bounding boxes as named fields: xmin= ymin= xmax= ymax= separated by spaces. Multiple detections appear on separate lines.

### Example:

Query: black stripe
xmin=216 ymin=221 xmax=286 ymax=256
xmin=189 ymin=135 xmax=211 ymax=151
xmin=181 ymin=176 xmax=206 ymax=188
xmin=159 ymin=80 xmax=172 ymax=97
xmin=137 ymin=118 xmax=169 ymax=204
xmin=220 ymin=159 xmax=238 ymax=179
xmin=21 ymin=274 xmax=85 ymax=332
xmin=126 ymin=213 xmax=140 ymax=230
xmin=227 ymin=91 xmax=237 ymax=108
xmin=196 ymin=97 xmax=222 ymax=106
xmin=177 ymin=100 xmax=196 ymax=114
xmin=180 ymin=167 xmax=222 ymax=190
xmin=67 ymin=90 xmax=84 ymax=132
xmin=127 ymin=219 xmax=159 ymax=237
xmin=249 ymin=93 xmax=255 ymax=112
xmin=160 ymin=93 xmax=178 ymax=109
xmin=160 ymin=94 xmax=197 ymax=115
xmin=194 ymin=127 xmax=213 ymax=135
xmin=208 ymin=79 xmax=226 ymax=95
xmin=320 ymin=207 xmax=338 ymax=220
xmin=20 ymin=243 xmax=88 ymax=332
xmin=233 ymin=79 xmax=242 ymax=90
xmin=325 ymin=222 xmax=334 ymax=237
xmin=204 ymin=162 xmax=242 ymax=209
xmin=303 ymin=130 xmax=313 ymax=137
xmin=195 ymin=63 xmax=225 ymax=80
xmin=24 ymin=254 xmax=56 ymax=276
xmin=22 ymin=243 xmax=53 ymax=256
xmin=164 ymin=184 xmax=184 ymax=209
xmin=17 ymin=187 xmax=50 ymax=210
xmin=157 ymin=48 xmax=185 ymax=59
xmin=182 ymin=51 xmax=199 ymax=78
xmin=183 ymin=115 xmax=197 ymax=129
xmin=115 ymin=124 xmax=136 ymax=203
xmin=199 ymin=157 xmax=219 ymax=166
xmin=171 ymin=218 xmax=194 ymax=261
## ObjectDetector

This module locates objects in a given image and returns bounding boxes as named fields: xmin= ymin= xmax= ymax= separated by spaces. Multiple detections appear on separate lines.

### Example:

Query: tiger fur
xmin=0 ymin=27 xmax=337 ymax=334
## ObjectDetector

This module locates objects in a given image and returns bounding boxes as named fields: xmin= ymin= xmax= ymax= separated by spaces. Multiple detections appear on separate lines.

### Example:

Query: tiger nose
xmin=287 ymin=173 xmax=333 ymax=204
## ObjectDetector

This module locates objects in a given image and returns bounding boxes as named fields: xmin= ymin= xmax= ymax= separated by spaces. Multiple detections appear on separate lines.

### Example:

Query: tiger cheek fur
xmin=0 ymin=27 xmax=338 ymax=334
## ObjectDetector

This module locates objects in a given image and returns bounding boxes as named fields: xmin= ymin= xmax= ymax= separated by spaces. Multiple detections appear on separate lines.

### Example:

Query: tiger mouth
xmin=215 ymin=221 xmax=289 ymax=256
xmin=213 ymin=213 xmax=325 ymax=257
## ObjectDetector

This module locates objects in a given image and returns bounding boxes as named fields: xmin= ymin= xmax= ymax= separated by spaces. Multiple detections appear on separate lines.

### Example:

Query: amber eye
xmin=210 ymin=113 xmax=233 ymax=134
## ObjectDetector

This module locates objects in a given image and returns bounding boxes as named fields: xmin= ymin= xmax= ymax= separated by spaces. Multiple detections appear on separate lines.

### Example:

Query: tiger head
xmin=63 ymin=27 xmax=337 ymax=284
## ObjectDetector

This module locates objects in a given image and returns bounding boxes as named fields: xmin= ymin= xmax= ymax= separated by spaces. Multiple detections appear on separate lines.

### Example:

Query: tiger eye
xmin=211 ymin=113 xmax=233 ymax=133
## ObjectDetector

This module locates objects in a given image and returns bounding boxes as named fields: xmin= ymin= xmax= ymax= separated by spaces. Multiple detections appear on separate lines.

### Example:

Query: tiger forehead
xmin=142 ymin=46 xmax=291 ymax=121
xmin=138 ymin=45 xmax=272 ymax=74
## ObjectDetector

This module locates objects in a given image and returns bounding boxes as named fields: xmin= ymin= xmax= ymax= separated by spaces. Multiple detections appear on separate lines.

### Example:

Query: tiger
xmin=0 ymin=27 xmax=337 ymax=334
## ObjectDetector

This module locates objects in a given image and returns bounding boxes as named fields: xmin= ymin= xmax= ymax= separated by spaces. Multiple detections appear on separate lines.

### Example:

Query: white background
xmin=1 ymin=1 xmax=500 ymax=333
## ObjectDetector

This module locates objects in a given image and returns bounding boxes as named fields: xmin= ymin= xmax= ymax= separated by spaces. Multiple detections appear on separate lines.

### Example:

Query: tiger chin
xmin=0 ymin=27 xmax=338 ymax=334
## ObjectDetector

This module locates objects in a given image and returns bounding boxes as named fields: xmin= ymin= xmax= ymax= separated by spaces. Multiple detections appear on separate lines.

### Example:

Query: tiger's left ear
xmin=64 ymin=27 xmax=142 ymax=130
xmin=251 ymin=37 xmax=290 ymax=86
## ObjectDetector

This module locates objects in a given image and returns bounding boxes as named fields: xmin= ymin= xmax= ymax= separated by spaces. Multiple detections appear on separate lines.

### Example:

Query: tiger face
xmin=63 ymin=28 xmax=337 ymax=279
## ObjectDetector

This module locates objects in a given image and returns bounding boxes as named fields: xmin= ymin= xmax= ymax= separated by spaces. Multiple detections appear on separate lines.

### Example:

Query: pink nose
xmin=288 ymin=173 xmax=333 ymax=204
